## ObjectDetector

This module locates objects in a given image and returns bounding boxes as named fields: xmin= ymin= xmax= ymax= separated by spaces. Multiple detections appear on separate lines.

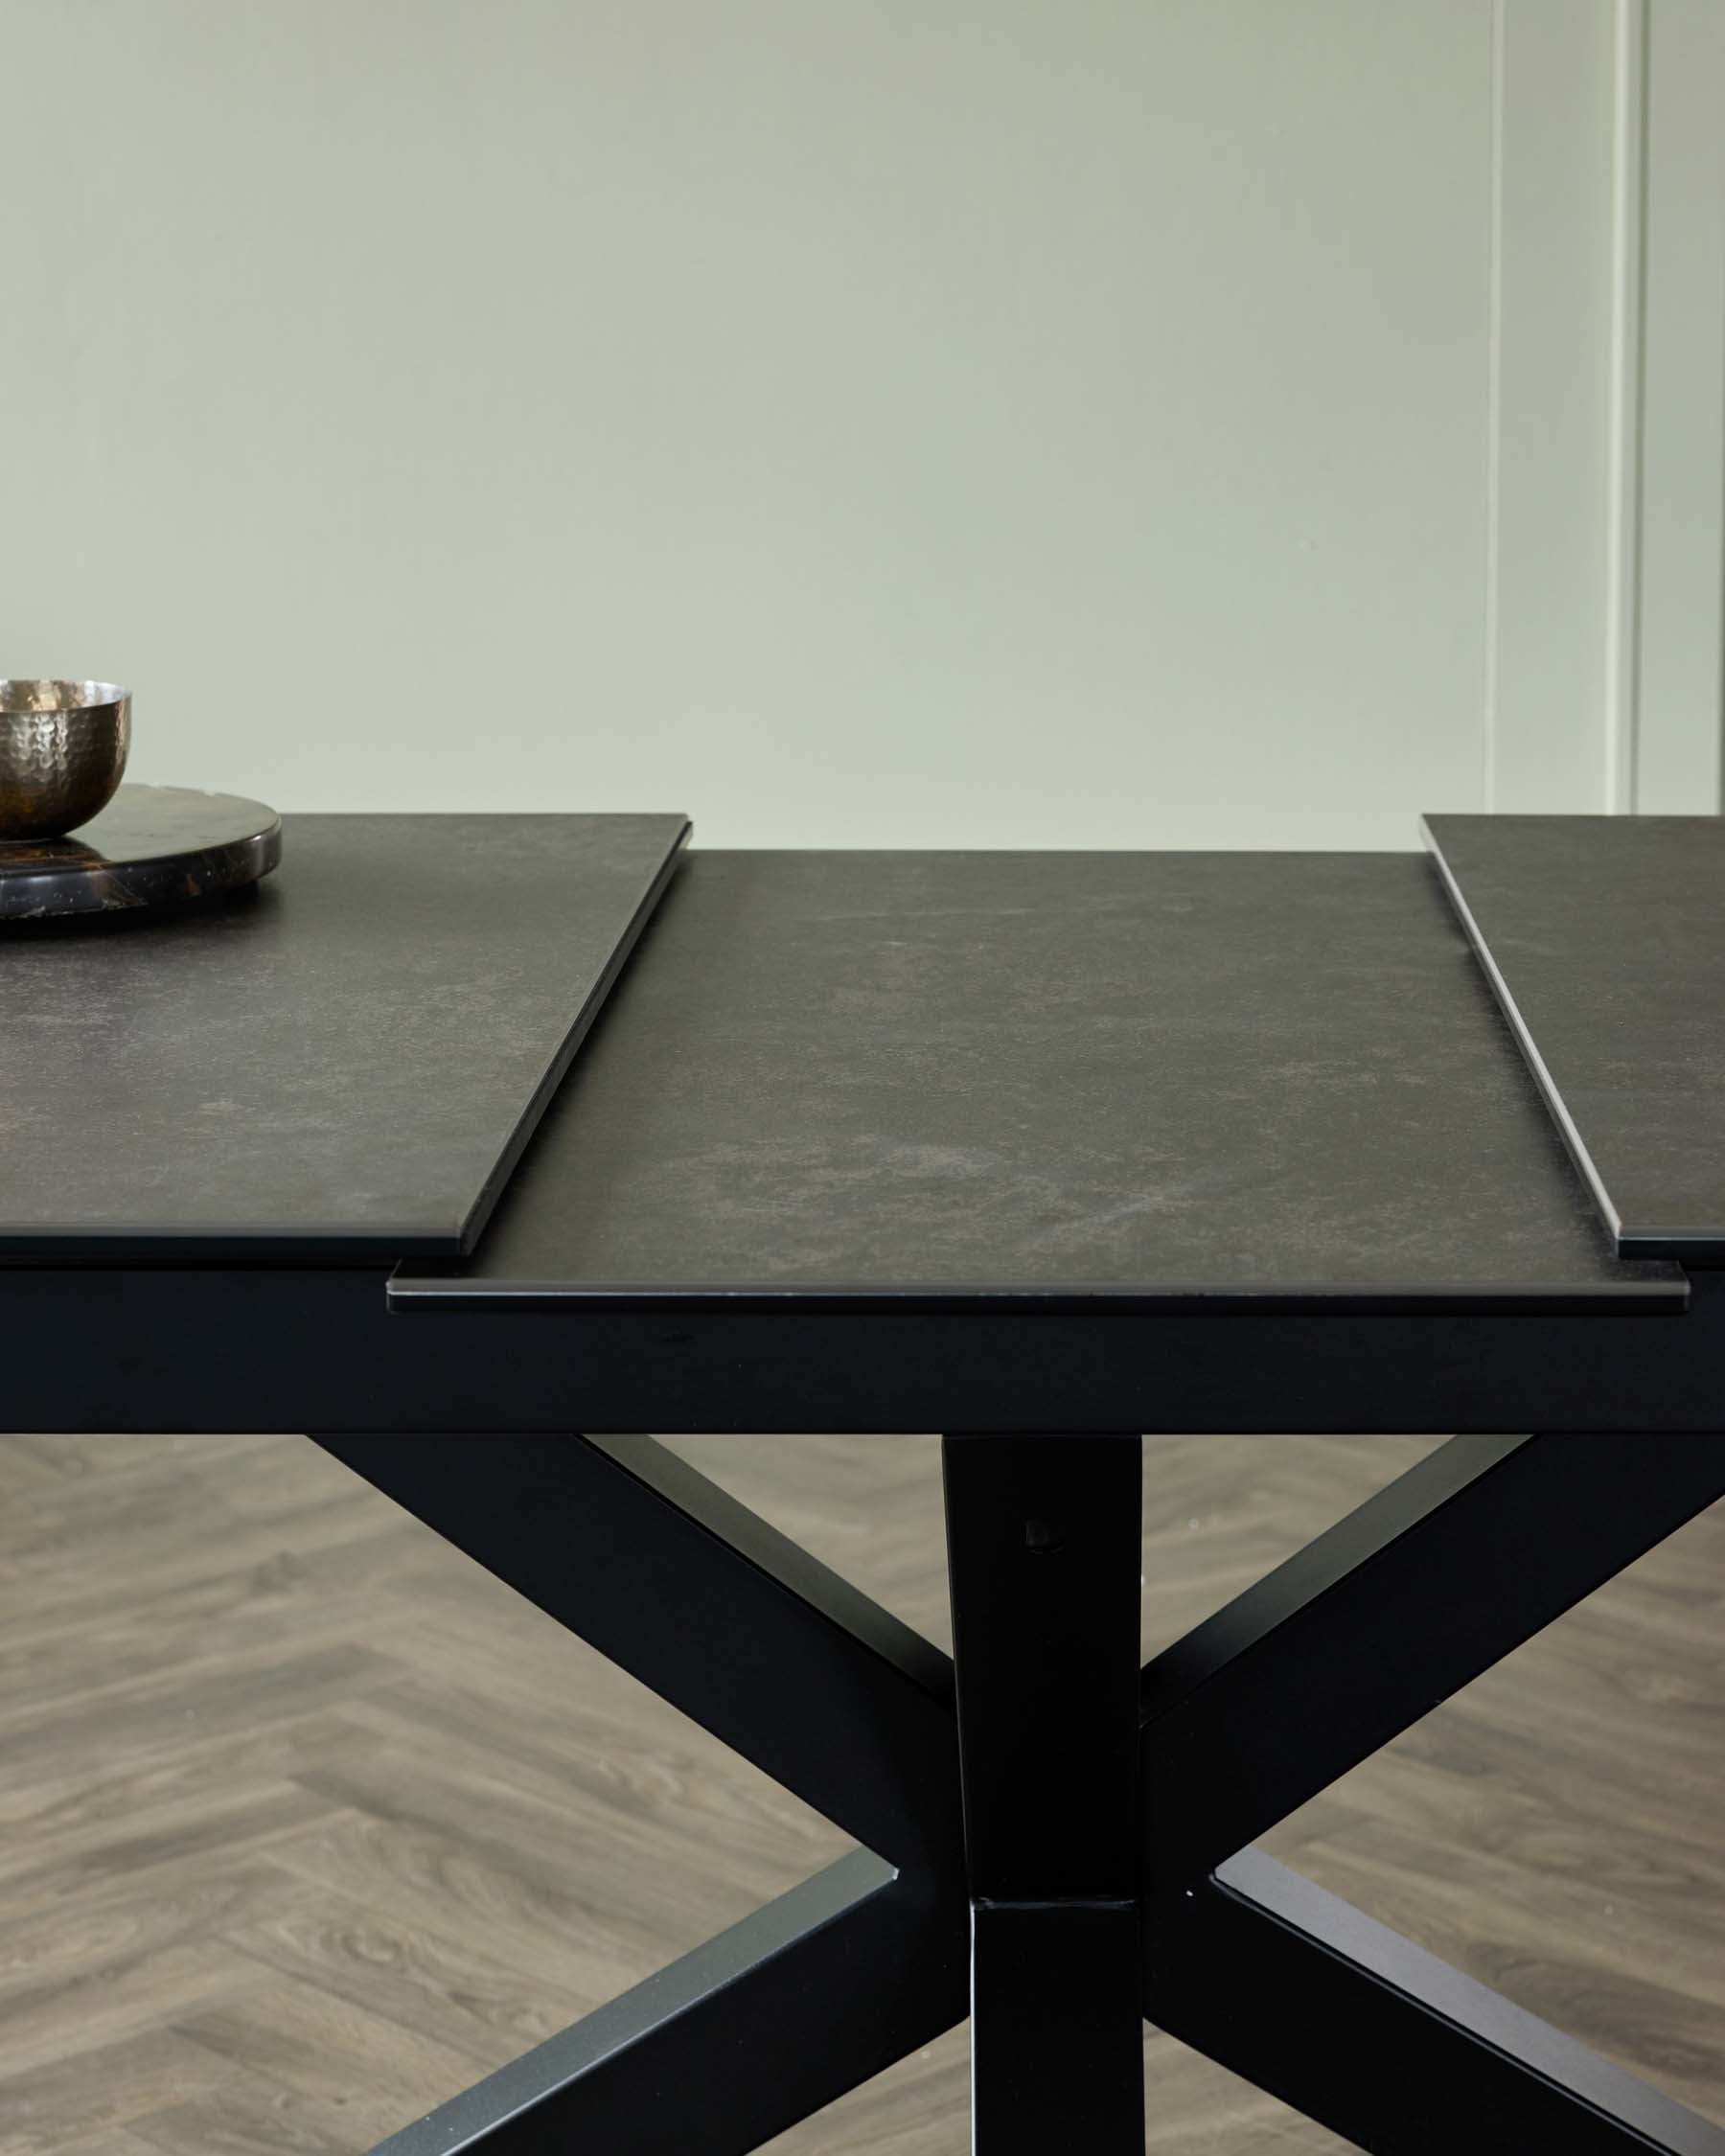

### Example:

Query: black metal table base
xmin=312 ymin=1431 xmax=1725 ymax=2155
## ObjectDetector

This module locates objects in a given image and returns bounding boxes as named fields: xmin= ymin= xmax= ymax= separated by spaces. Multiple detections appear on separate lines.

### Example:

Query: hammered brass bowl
xmin=0 ymin=680 xmax=131 ymax=840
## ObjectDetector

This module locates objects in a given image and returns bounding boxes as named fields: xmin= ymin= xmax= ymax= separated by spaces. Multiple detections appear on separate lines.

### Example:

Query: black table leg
xmin=944 ymin=1433 xmax=1145 ymax=2152
xmin=1140 ymin=1433 xmax=1725 ymax=2156
xmin=360 ymin=1848 xmax=942 ymax=2156
xmin=310 ymin=1427 xmax=1725 ymax=2156
xmin=313 ymin=1430 xmax=968 ymax=2154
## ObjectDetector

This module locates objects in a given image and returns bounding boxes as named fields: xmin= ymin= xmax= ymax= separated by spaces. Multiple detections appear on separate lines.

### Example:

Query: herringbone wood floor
xmin=2 ymin=1430 xmax=1722 ymax=2155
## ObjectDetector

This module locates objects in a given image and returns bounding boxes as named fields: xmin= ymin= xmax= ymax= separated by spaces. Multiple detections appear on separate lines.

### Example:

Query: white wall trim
xmin=1486 ymin=0 xmax=1621 ymax=814
xmin=1602 ymin=0 xmax=1647 ymax=813
xmin=1633 ymin=0 xmax=1725 ymax=812
xmin=1486 ymin=0 xmax=1723 ymax=816
xmin=1481 ymin=0 xmax=1507 ymax=813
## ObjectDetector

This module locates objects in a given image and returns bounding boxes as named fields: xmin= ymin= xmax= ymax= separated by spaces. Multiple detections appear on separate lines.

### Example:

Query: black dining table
xmin=6 ymin=808 xmax=1723 ymax=2156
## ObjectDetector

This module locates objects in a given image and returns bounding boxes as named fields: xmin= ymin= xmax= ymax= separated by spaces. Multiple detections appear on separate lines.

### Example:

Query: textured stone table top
xmin=0 ymin=813 xmax=689 ymax=1257
xmin=1425 ymin=814 xmax=1725 ymax=1262
xmin=395 ymin=849 xmax=1680 ymax=1313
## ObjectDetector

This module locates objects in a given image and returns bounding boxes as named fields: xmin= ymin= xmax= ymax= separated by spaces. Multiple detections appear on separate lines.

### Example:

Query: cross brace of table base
xmin=311 ymin=1428 xmax=1725 ymax=2156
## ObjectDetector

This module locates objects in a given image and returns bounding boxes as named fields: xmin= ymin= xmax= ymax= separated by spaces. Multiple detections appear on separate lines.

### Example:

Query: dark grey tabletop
xmin=1425 ymin=814 xmax=1725 ymax=1262
xmin=394 ymin=849 xmax=1680 ymax=1313
xmin=0 ymin=813 xmax=688 ymax=1258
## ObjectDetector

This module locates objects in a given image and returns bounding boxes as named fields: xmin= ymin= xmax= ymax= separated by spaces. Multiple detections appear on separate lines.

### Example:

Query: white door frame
xmin=1488 ymin=0 xmax=1724 ymax=814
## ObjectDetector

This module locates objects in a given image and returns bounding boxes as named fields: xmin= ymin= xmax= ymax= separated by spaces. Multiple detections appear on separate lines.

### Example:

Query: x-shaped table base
xmin=313 ymin=1430 xmax=1725 ymax=2155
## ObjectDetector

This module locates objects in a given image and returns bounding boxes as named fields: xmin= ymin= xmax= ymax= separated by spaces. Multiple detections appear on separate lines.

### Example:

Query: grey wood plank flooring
xmin=1 ymin=1429 xmax=1720 ymax=2154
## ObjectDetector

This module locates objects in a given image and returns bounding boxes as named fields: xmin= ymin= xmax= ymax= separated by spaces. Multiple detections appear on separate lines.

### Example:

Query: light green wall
xmin=7 ymin=3 xmax=1515 ymax=845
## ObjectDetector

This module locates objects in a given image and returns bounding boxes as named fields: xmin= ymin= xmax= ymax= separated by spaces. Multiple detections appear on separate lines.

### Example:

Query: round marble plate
xmin=0 ymin=784 xmax=282 ymax=920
